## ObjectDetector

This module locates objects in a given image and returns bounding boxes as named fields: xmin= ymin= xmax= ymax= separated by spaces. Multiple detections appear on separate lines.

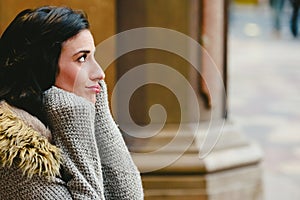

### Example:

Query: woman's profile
xmin=0 ymin=6 xmax=143 ymax=199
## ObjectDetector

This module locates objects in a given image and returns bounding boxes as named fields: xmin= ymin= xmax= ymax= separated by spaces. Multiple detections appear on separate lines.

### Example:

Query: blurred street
xmin=228 ymin=1 xmax=300 ymax=199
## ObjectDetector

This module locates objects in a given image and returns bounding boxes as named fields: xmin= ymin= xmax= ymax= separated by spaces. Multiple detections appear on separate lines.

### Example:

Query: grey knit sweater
xmin=94 ymin=81 xmax=143 ymax=199
xmin=0 ymin=81 xmax=143 ymax=199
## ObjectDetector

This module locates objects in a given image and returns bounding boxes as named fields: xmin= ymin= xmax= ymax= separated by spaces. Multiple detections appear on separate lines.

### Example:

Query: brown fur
xmin=0 ymin=101 xmax=61 ymax=180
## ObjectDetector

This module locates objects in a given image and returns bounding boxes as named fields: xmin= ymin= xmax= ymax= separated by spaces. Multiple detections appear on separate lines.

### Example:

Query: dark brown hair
xmin=0 ymin=6 xmax=89 ymax=125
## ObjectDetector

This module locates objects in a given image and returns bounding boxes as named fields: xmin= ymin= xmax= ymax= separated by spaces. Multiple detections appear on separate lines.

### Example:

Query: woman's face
xmin=55 ymin=29 xmax=105 ymax=104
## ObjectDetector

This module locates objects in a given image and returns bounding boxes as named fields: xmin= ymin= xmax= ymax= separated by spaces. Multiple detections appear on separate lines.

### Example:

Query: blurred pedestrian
xmin=290 ymin=0 xmax=300 ymax=37
xmin=269 ymin=0 xmax=285 ymax=32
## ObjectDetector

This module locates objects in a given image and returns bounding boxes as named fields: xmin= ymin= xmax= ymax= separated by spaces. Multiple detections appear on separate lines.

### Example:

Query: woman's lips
xmin=87 ymin=85 xmax=100 ymax=93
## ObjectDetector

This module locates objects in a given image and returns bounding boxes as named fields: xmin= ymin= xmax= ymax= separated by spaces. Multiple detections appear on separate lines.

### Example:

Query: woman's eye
xmin=77 ymin=54 xmax=87 ymax=63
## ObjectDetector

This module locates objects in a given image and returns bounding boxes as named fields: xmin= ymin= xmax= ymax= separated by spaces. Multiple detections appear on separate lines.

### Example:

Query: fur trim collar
xmin=0 ymin=101 xmax=61 ymax=179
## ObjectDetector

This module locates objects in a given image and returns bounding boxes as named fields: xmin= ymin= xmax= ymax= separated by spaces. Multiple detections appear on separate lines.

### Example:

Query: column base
xmin=142 ymin=165 xmax=263 ymax=200
xmin=123 ymin=121 xmax=263 ymax=199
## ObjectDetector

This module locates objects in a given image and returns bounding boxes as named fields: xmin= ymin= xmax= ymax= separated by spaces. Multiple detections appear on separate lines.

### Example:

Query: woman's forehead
xmin=62 ymin=30 xmax=95 ymax=53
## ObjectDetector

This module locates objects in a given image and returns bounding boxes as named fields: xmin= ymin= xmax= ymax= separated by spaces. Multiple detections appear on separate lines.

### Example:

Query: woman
xmin=0 ymin=6 xmax=143 ymax=199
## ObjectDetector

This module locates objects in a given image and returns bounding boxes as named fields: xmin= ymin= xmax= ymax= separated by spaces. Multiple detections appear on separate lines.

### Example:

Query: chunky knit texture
xmin=43 ymin=87 xmax=105 ymax=200
xmin=0 ymin=81 xmax=143 ymax=199
xmin=0 ymin=166 xmax=72 ymax=200
xmin=44 ymin=81 xmax=143 ymax=199
xmin=96 ymin=80 xmax=144 ymax=199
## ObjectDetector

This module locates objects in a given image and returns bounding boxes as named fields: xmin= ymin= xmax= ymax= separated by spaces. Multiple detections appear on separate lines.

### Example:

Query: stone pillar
xmin=115 ymin=0 xmax=263 ymax=199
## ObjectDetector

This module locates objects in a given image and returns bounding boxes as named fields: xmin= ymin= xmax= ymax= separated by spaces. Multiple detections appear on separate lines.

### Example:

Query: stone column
xmin=115 ymin=0 xmax=263 ymax=199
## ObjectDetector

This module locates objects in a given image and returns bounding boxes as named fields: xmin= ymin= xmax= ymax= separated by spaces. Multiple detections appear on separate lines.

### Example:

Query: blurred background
xmin=229 ymin=0 xmax=300 ymax=199
xmin=1 ymin=0 xmax=300 ymax=199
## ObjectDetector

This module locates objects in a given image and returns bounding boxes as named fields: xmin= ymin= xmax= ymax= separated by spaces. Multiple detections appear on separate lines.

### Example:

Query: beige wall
xmin=0 ymin=0 xmax=115 ymax=43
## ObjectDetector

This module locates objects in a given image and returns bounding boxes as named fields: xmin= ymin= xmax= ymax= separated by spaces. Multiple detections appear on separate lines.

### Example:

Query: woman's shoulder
xmin=0 ymin=101 xmax=61 ymax=179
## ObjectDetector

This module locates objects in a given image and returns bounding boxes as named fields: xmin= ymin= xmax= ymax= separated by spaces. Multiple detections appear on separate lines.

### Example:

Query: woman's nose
xmin=91 ymin=60 xmax=105 ymax=81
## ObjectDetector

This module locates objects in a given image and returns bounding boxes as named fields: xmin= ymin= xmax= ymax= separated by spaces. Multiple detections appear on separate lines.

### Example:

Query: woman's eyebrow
xmin=73 ymin=50 xmax=90 ymax=57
